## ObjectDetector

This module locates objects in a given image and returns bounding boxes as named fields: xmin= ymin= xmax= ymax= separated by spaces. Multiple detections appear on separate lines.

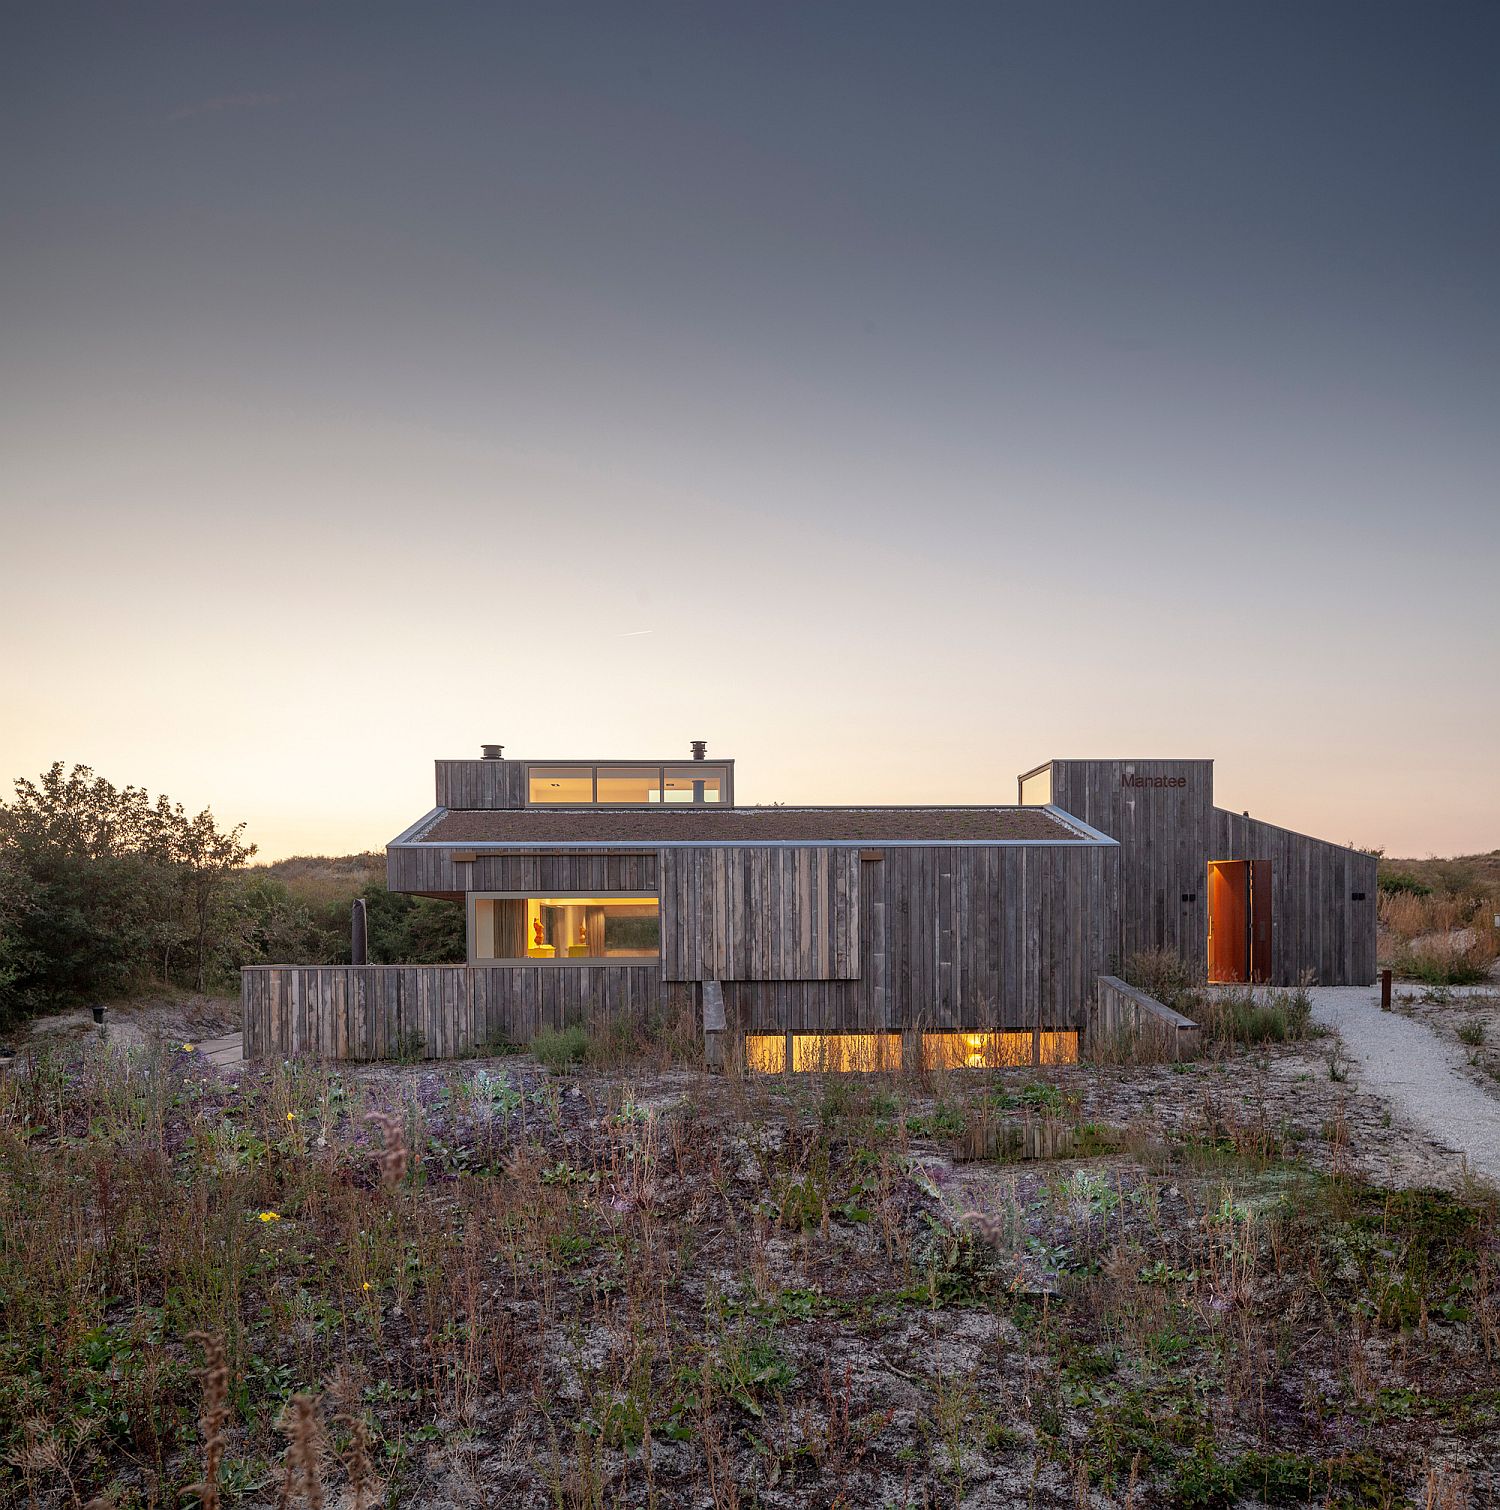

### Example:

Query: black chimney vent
xmin=690 ymin=740 xmax=707 ymax=761
xmin=481 ymin=744 xmax=504 ymax=760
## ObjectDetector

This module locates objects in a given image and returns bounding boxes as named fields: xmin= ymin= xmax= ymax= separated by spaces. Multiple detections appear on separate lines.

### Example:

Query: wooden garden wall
xmin=242 ymin=964 xmax=687 ymax=1061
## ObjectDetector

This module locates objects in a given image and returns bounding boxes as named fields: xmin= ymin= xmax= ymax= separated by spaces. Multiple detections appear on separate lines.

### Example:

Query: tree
xmin=0 ymin=763 xmax=256 ymax=1008
xmin=155 ymin=799 xmax=257 ymax=991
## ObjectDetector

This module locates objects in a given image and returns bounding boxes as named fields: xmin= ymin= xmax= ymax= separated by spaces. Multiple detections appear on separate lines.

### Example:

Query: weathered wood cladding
xmin=1210 ymin=810 xmax=1377 ymax=986
xmin=387 ymin=846 xmax=658 ymax=897
xmin=660 ymin=847 xmax=862 ymax=983
xmin=434 ymin=759 xmax=527 ymax=810
xmin=1048 ymin=759 xmax=1213 ymax=973
xmin=243 ymin=964 xmax=688 ymax=1060
xmin=713 ymin=844 xmax=1118 ymax=1034
xmin=1041 ymin=758 xmax=1376 ymax=985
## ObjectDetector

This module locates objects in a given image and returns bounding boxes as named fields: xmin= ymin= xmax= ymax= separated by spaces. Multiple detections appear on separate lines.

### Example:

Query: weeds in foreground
xmin=0 ymin=1040 xmax=1495 ymax=1505
xmin=1120 ymin=952 xmax=1315 ymax=1051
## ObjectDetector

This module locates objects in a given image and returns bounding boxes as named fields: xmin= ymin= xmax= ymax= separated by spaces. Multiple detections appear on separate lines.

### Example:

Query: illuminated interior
xmin=924 ymin=1032 xmax=1036 ymax=1069
xmin=471 ymin=895 xmax=660 ymax=961
xmin=743 ymin=1030 xmax=1079 ymax=1072
xmin=527 ymin=763 xmax=728 ymax=805
xmin=791 ymin=1034 xmax=902 ymax=1072
xmin=744 ymin=1034 xmax=788 ymax=1074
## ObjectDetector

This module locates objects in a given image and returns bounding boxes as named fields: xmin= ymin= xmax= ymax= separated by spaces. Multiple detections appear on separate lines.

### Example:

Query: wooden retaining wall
xmin=1090 ymin=975 xmax=1201 ymax=1060
xmin=242 ymin=964 xmax=685 ymax=1061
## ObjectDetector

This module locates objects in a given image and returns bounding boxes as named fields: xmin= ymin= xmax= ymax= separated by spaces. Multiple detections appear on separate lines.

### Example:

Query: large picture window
xmin=471 ymin=894 xmax=660 ymax=964
xmin=526 ymin=763 xmax=729 ymax=806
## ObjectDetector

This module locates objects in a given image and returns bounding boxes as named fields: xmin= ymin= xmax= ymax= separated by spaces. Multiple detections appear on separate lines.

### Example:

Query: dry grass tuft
xmin=276 ymin=1393 xmax=327 ymax=1510
xmin=364 ymin=1110 xmax=409 ymax=1187
xmin=185 ymin=1332 xmax=231 ymax=1510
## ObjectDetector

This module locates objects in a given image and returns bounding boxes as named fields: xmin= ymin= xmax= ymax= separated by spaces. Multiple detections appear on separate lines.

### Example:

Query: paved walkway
xmin=195 ymin=1032 xmax=244 ymax=1069
xmin=1308 ymin=985 xmax=1500 ymax=1188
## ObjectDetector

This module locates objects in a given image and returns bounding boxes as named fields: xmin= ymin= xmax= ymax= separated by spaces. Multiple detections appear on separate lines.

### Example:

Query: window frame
xmin=467 ymin=890 xmax=662 ymax=968
xmin=523 ymin=762 xmax=732 ymax=807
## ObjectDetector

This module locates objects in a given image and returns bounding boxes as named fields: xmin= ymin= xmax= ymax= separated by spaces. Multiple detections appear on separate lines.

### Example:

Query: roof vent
xmin=690 ymin=740 xmax=707 ymax=761
xmin=481 ymin=744 xmax=504 ymax=761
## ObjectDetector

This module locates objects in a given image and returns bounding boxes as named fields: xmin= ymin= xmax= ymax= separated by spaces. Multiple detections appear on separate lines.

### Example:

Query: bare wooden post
xmin=1380 ymin=968 xmax=1392 ymax=1011
xmin=702 ymin=981 xmax=726 ymax=1071
xmin=352 ymin=899 xmax=369 ymax=967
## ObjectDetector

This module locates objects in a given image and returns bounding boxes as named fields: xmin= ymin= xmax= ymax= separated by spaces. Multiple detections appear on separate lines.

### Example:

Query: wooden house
xmin=242 ymin=745 xmax=1376 ymax=1063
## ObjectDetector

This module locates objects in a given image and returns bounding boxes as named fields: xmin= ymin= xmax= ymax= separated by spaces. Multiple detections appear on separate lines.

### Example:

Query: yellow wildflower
xmin=286 ymin=1111 xmax=296 ymax=1121
xmin=182 ymin=1043 xmax=195 ymax=1052
xmin=257 ymin=1211 xmax=281 ymax=1223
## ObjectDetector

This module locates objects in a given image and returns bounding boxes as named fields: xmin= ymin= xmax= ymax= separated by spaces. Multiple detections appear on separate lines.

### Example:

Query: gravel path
xmin=1308 ymin=985 xmax=1500 ymax=1188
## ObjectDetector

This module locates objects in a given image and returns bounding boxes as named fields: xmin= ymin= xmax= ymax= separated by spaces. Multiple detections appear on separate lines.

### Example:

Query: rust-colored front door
xmin=1249 ymin=860 xmax=1273 ymax=982
xmin=1207 ymin=861 xmax=1249 ymax=983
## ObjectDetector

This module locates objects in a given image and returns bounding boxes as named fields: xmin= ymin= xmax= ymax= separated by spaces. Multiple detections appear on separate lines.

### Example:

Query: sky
xmin=1 ymin=2 xmax=1496 ymax=860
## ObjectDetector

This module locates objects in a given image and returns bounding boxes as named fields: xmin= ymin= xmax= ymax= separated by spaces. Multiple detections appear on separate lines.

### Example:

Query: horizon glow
xmin=2 ymin=3 xmax=1496 ymax=860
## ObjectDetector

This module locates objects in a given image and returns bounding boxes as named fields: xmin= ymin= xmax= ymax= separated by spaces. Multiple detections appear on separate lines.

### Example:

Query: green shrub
xmin=1121 ymin=949 xmax=1199 ymax=1012
xmin=531 ymin=1025 xmax=589 ymax=1071
xmin=1378 ymin=870 xmax=1431 ymax=897
xmin=1196 ymin=985 xmax=1312 ymax=1046
xmin=1457 ymin=1017 xmax=1486 ymax=1047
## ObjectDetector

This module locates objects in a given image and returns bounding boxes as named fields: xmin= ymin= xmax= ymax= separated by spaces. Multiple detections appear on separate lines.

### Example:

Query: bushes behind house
xmin=0 ymin=762 xmax=463 ymax=1028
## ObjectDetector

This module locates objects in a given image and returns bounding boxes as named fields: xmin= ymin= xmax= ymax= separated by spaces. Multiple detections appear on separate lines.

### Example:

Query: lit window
xmin=663 ymin=767 xmax=725 ymax=803
xmin=923 ymin=1032 xmax=1033 ymax=1069
xmin=472 ymin=896 xmax=659 ymax=961
xmin=528 ymin=767 xmax=594 ymax=804
xmin=1019 ymin=767 xmax=1053 ymax=806
xmin=526 ymin=763 xmax=729 ymax=805
xmin=1037 ymin=1031 xmax=1078 ymax=1065
xmin=596 ymin=767 xmax=661 ymax=804
xmin=744 ymin=1034 xmax=786 ymax=1073
xmin=792 ymin=1033 xmax=902 ymax=1072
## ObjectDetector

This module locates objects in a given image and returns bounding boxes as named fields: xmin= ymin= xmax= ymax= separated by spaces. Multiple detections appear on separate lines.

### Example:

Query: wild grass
xmin=1119 ymin=951 xmax=1314 ymax=1052
xmin=1380 ymin=892 xmax=1499 ymax=985
xmin=0 ymin=1039 xmax=1495 ymax=1506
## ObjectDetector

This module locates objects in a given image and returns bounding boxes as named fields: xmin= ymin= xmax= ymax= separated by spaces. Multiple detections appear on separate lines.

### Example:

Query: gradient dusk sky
xmin=2 ymin=3 xmax=1496 ymax=860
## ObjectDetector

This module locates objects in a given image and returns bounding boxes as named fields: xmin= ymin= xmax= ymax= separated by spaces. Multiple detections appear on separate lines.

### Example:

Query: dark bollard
xmin=1380 ymin=969 xmax=1392 ymax=1011
xmin=352 ymin=898 xmax=369 ymax=966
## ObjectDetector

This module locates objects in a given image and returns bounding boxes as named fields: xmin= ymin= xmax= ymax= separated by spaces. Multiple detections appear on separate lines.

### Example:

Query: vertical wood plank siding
xmin=242 ymin=964 xmax=682 ymax=1060
xmin=712 ymin=844 xmax=1117 ymax=1035
xmin=252 ymin=839 xmax=1118 ymax=1056
xmin=660 ymin=847 xmax=862 ymax=983
xmin=1209 ymin=811 xmax=1377 ymax=985
xmin=1044 ymin=759 xmax=1375 ymax=986
xmin=386 ymin=847 xmax=658 ymax=896
xmin=434 ymin=760 xmax=528 ymax=809
xmin=1049 ymin=759 xmax=1213 ymax=973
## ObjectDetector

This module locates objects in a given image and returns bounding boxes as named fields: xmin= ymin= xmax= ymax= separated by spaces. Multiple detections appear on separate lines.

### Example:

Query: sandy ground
xmin=4 ymin=992 xmax=240 ymax=1055
xmin=1308 ymin=983 xmax=1500 ymax=1188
